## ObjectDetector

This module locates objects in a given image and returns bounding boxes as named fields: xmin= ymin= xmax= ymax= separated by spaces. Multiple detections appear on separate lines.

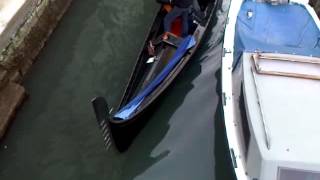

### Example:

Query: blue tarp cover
xmin=114 ymin=35 xmax=196 ymax=120
xmin=235 ymin=0 xmax=320 ymax=60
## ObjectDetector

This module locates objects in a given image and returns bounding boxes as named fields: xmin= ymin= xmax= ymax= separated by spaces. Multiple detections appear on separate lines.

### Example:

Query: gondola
xmin=92 ymin=0 xmax=216 ymax=152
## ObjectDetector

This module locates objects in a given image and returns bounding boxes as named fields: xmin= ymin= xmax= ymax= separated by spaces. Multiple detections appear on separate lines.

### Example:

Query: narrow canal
xmin=0 ymin=0 xmax=235 ymax=179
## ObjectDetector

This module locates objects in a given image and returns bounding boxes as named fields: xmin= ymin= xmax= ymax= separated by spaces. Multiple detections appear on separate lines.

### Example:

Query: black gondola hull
xmin=93 ymin=0 xmax=217 ymax=152
xmin=109 ymin=102 xmax=158 ymax=152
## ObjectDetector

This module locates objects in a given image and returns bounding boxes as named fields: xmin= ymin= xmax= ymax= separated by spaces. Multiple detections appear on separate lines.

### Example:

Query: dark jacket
xmin=174 ymin=0 xmax=193 ymax=8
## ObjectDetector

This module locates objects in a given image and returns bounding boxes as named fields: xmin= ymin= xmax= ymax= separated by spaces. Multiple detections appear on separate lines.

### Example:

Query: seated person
xmin=163 ymin=0 xmax=193 ymax=40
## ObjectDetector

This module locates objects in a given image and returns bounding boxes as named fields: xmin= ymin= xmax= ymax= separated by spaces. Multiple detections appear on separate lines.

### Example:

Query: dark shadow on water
xmin=213 ymin=69 xmax=237 ymax=180
xmin=210 ymin=0 xmax=236 ymax=178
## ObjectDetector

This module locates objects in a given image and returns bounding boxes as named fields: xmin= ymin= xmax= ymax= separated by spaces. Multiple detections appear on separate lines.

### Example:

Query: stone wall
xmin=0 ymin=0 xmax=72 ymax=138
xmin=310 ymin=0 xmax=320 ymax=18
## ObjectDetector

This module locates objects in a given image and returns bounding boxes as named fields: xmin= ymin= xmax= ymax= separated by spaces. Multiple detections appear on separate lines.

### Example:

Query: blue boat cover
xmin=235 ymin=0 xmax=320 ymax=62
xmin=114 ymin=35 xmax=196 ymax=120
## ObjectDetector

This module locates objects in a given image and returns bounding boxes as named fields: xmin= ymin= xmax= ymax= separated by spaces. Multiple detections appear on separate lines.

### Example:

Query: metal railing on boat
xmin=252 ymin=53 xmax=320 ymax=80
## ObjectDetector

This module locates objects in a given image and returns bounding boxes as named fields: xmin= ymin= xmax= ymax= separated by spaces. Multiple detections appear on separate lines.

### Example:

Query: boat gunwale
xmin=115 ymin=6 xmax=162 ymax=112
xmin=221 ymin=0 xmax=252 ymax=179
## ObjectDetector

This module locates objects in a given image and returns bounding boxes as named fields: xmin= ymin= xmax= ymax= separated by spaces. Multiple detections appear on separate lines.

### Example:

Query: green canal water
xmin=0 ymin=0 xmax=235 ymax=179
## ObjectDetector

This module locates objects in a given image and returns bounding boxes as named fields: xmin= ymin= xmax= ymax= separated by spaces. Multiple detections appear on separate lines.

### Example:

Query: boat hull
xmin=109 ymin=101 xmax=158 ymax=152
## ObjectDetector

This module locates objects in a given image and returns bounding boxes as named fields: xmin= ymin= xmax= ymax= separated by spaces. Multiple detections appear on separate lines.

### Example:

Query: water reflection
xmin=0 ymin=0 xmax=235 ymax=179
xmin=0 ymin=0 xmax=158 ymax=179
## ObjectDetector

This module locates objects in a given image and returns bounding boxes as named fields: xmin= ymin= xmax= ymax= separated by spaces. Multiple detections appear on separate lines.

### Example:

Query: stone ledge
xmin=0 ymin=82 xmax=25 ymax=138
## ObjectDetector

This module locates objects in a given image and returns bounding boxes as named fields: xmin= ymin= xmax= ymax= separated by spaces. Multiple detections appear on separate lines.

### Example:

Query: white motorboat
xmin=221 ymin=0 xmax=320 ymax=179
